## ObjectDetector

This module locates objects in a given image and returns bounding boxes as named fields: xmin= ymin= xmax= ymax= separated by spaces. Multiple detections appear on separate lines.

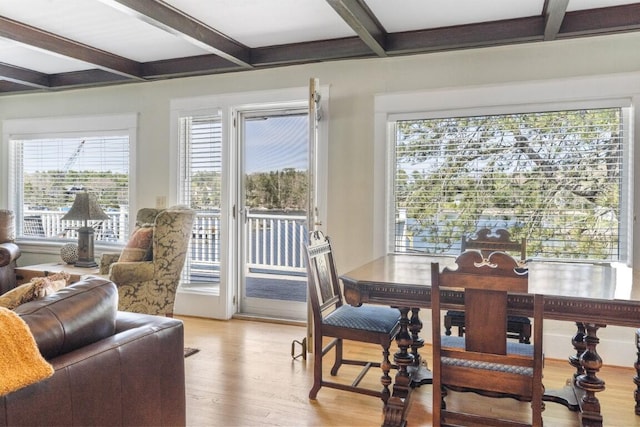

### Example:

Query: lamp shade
xmin=61 ymin=192 xmax=109 ymax=222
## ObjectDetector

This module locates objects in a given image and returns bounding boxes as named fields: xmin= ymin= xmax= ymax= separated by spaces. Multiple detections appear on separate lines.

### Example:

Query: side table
xmin=16 ymin=262 xmax=100 ymax=285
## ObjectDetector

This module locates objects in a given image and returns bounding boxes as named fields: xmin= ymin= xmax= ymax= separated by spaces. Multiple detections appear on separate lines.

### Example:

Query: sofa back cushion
xmin=14 ymin=277 xmax=117 ymax=360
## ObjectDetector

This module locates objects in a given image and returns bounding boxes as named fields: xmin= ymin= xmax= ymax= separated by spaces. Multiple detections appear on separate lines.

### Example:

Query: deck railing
xmin=21 ymin=209 xmax=307 ymax=275
xmin=188 ymin=211 xmax=307 ymax=277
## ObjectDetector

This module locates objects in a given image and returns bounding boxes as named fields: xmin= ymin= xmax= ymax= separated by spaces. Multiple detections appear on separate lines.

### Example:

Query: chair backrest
xmin=461 ymin=228 xmax=526 ymax=261
xmin=304 ymin=230 xmax=343 ymax=324
xmin=434 ymin=250 xmax=530 ymax=353
xmin=150 ymin=206 xmax=195 ymax=274
xmin=431 ymin=250 xmax=544 ymax=425
xmin=136 ymin=207 xmax=162 ymax=227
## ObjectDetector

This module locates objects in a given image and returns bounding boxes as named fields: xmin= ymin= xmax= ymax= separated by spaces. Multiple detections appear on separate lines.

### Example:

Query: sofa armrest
xmin=0 ymin=242 xmax=20 ymax=268
xmin=99 ymin=252 xmax=121 ymax=274
xmin=0 ymin=312 xmax=185 ymax=427
xmin=15 ymin=277 xmax=118 ymax=359
xmin=109 ymin=261 xmax=155 ymax=284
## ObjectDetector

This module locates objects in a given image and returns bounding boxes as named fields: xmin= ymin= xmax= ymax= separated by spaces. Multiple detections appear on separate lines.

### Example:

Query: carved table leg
xmin=409 ymin=308 xmax=423 ymax=366
xmin=570 ymin=322 xmax=587 ymax=378
xmin=407 ymin=307 xmax=432 ymax=387
xmin=543 ymin=322 xmax=585 ymax=410
xmin=575 ymin=323 xmax=606 ymax=427
xmin=383 ymin=307 xmax=414 ymax=427
xmin=634 ymin=329 xmax=640 ymax=415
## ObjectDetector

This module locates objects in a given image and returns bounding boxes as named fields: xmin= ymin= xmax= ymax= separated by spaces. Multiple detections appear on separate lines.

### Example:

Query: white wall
xmin=2 ymin=31 xmax=640 ymax=366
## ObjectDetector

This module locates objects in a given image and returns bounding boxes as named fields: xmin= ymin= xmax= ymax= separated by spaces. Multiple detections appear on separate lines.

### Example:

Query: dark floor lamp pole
xmin=61 ymin=191 xmax=109 ymax=268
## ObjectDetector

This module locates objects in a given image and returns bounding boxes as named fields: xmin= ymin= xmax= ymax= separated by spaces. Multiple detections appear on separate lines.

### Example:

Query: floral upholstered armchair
xmin=100 ymin=206 xmax=195 ymax=316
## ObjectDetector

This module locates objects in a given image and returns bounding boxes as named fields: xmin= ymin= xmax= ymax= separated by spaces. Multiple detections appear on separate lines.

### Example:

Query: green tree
xmin=395 ymin=108 xmax=621 ymax=260
xmin=245 ymin=168 xmax=308 ymax=211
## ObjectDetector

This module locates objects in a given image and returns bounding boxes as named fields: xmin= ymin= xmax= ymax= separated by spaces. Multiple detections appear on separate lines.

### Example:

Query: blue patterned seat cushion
xmin=324 ymin=304 xmax=400 ymax=333
xmin=440 ymin=335 xmax=535 ymax=375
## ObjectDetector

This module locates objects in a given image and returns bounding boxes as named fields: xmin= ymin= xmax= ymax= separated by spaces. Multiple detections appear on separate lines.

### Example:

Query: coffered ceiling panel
xmin=164 ymin=0 xmax=357 ymax=47
xmin=363 ymin=0 xmax=543 ymax=32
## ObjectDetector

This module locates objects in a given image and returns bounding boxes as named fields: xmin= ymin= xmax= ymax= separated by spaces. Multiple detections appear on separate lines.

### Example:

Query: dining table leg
xmin=407 ymin=307 xmax=432 ymax=386
xmin=575 ymin=323 xmax=606 ymax=427
xmin=543 ymin=322 xmax=585 ymax=410
xmin=383 ymin=307 xmax=414 ymax=427
xmin=570 ymin=322 xmax=588 ymax=378
xmin=543 ymin=322 xmax=606 ymax=427
xmin=634 ymin=329 xmax=640 ymax=415
xmin=382 ymin=306 xmax=435 ymax=427
xmin=409 ymin=308 xmax=423 ymax=365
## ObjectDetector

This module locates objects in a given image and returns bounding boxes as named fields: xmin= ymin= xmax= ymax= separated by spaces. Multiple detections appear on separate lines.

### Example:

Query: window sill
xmin=16 ymin=239 xmax=124 ymax=256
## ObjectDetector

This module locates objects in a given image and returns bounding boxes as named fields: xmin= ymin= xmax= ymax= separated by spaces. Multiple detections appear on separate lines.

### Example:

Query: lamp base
xmin=76 ymin=226 xmax=98 ymax=268
xmin=74 ymin=258 xmax=98 ymax=268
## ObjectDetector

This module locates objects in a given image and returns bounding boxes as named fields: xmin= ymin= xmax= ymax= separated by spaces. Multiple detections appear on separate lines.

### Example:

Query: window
xmin=177 ymin=113 xmax=222 ymax=288
xmin=374 ymin=75 xmax=637 ymax=264
xmin=393 ymin=108 xmax=624 ymax=261
xmin=4 ymin=114 xmax=135 ymax=245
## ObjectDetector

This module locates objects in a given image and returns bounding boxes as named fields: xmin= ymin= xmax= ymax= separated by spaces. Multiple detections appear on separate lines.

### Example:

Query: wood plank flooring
xmin=180 ymin=316 xmax=640 ymax=427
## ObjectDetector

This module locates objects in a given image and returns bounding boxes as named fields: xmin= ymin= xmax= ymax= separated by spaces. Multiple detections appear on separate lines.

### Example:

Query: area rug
xmin=184 ymin=347 xmax=199 ymax=358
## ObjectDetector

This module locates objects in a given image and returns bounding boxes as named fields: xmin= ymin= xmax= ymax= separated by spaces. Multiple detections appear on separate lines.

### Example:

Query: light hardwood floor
xmin=180 ymin=315 xmax=640 ymax=427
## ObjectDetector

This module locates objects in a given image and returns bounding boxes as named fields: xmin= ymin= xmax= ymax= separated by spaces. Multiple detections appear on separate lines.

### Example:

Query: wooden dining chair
xmin=304 ymin=230 xmax=401 ymax=402
xmin=445 ymin=228 xmax=532 ymax=344
xmin=461 ymin=228 xmax=527 ymax=261
xmin=431 ymin=250 xmax=544 ymax=426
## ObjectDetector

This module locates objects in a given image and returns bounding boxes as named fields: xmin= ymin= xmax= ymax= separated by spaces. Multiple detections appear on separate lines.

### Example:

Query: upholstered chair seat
xmin=323 ymin=304 xmax=400 ymax=334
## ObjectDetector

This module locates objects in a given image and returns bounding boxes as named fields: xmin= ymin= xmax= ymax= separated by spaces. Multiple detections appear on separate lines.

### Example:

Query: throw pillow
xmin=29 ymin=272 xmax=71 ymax=297
xmin=119 ymin=224 xmax=154 ymax=262
xmin=0 ymin=272 xmax=71 ymax=309
xmin=0 ymin=281 xmax=48 ymax=310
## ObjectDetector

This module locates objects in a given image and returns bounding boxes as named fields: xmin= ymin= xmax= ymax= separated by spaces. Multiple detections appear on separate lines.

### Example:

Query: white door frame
xmin=170 ymin=85 xmax=329 ymax=319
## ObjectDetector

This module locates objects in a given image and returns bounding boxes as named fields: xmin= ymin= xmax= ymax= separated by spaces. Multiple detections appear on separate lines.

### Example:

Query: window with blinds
xmin=178 ymin=114 xmax=222 ymax=287
xmin=393 ymin=108 xmax=623 ymax=261
xmin=10 ymin=136 xmax=130 ymax=243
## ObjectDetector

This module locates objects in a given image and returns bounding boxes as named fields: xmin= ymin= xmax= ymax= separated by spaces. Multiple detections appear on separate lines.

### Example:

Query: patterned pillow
xmin=30 ymin=272 xmax=71 ymax=297
xmin=0 ymin=272 xmax=71 ymax=309
xmin=119 ymin=224 xmax=154 ymax=262
xmin=0 ymin=282 xmax=47 ymax=310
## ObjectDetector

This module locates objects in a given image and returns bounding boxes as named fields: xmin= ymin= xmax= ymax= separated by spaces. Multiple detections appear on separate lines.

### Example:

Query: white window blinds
xmin=393 ymin=108 xmax=623 ymax=261
xmin=178 ymin=114 xmax=222 ymax=286
xmin=11 ymin=136 xmax=130 ymax=242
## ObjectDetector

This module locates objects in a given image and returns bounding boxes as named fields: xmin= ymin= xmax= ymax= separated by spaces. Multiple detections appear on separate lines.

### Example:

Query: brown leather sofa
xmin=0 ymin=276 xmax=186 ymax=426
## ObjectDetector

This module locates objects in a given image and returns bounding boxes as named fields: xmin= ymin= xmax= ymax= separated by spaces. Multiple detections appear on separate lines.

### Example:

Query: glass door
xmin=237 ymin=107 xmax=309 ymax=320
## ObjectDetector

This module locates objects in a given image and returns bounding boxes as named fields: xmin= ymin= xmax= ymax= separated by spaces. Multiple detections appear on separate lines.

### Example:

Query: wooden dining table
xmin=340 ymin=253 xmax=640 ymax=427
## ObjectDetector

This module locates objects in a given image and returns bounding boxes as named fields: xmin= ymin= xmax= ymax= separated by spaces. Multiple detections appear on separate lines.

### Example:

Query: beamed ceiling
xmin=0 ymin=0 xmax=639 ymax=94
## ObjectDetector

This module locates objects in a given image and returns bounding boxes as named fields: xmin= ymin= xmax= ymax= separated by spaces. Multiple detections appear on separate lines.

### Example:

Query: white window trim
xmin=374 ymin=73 xmax=640 ymax=267
xmin=2 ymin=113 xmax=138 ymax=254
